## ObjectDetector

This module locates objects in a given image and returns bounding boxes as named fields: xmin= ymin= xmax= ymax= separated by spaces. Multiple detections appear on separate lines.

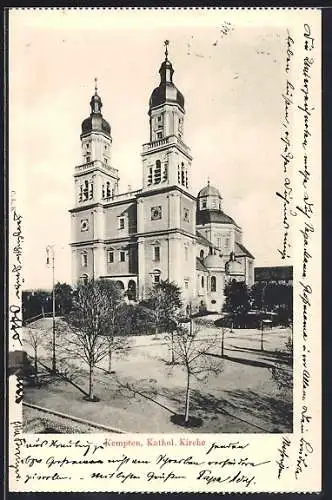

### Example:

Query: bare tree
xmin=58 ymin=280 xmax=118 ymax=401
xmin=25 ymin=327 xmax=45 ymax=385
xmin=172 ymin=320 xmax=222 ymax=425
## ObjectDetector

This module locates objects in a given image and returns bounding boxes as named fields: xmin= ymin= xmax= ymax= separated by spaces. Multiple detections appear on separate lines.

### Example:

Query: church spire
xmin=90 ymin=77 xmax=103 ymax=114
xmin=164 ymin=39 xmax=169 ymax=61
xmin=159 ymin=40 xmax=174 ymax=83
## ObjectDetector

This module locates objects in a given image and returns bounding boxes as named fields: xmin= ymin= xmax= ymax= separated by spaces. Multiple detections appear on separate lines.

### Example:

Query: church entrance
xmin=127 ymin=280 xmax=137 ymax=301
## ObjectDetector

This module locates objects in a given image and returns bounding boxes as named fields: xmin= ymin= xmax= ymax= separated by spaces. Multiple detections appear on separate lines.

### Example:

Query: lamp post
xmin=46 ymin=245 xmax=56 ymax=373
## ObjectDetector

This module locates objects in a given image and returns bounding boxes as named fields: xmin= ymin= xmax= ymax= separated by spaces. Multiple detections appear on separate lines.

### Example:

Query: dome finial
xmin=164 ymin=39 xmax=169 ymax=61
xmin=207 ymin=177 xmax=210 ymax=186
xmin=94 ymin=77 xmax=98 ymax=95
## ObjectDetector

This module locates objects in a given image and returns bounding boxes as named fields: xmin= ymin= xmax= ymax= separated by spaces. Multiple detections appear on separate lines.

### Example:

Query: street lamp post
xmin=46 ymin=245 xmax=56 ymax=373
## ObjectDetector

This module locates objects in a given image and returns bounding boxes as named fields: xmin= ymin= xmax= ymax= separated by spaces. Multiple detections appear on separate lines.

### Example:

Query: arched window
xmin=178 ymin=165 xmax=181 ymax=184
xmin=89 ymin=182 xmax=94 ymax=200
xmin=115 ymin=280 xmax=125 ymax=291
xmin=181 ymin=163 xmax=185 ymax=186
xmin=163 ymin=164 xmax=168 ymax=182
xmin=80 ymin=274 xmax=88 ymax=285
xmin=154 ymin=160 xmax=161 ymax=184
xmin=152 ymin=269 xmax=161 ymax=285
xmin=201 ymin=276 xmax=205 ymax=288
xmin=148 ymin=166 xmax=153 ymax=185
xmin=79 ymin=185 xmax=83 ymax=202
xmin=83 ymin=180 xmax=89 ymax=201
xmin=81 ymin=252 xmax=88 ymax=268
xmin=211 ymin=276 xmax=217 ymax=292
xmin=200 ymin=249 xmax=204 ymax=260
xmin=106 ymin=182 xmax=111 ymax=198
xmin=102 ymin=184 xmax=105 ymax=199
xmin=127 ymin=280 xmax=137 ymax=301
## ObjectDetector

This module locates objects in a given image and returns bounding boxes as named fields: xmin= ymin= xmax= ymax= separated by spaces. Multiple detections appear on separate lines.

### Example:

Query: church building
xmin=69 ymin=42 xmax=254 ymax=312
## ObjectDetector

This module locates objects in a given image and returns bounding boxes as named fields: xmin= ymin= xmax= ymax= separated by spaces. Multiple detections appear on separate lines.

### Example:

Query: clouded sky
xmin=9 ymin=9 xmax=291 ymax=290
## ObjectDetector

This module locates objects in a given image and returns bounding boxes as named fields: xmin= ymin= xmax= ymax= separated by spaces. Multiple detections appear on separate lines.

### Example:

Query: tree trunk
xmin=221 ymin=329 xmax=224 ymax=357
xmin=88 ymin=363 xmax=94 ymax=400
xmin=34 ymin=347 xmax=38 ymax=384
xmin=184 ymin=371 xmax=190 ymax=423
xmin=260 ymin=324 xmax=264 ymax=351
xmin=171 ymin=331 xmax=175 ymax=364
xmin=108 ymin=346 xmax=113 ymax=372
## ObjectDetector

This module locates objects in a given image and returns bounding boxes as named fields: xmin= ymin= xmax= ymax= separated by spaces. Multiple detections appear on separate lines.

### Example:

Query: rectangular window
xmin=217 ymin=237 xmax=221 ymax=248
xmin=86 ymin=143 xmax=90 ymax=149
xmin=108 ymin=251 xmax=114 ymax=263
xmin=81 ymin=253 xmax=88 ymax=267
xmin=156 ymin=132 xmax=163 ymax=139
xmin=157 ymin=115 xmax=162 ymax=122
xmin=184 ymin=280 xmax=189 ymax=289
xmin=147 ymin=166 xmax=153 ymax=185
xmin=225 ymin=237 xmax=230 ymax=251
xmin=104 ymin=158 xmax=108 ymax=164
xmin=154 ymin=246 xmax=160 ymax=262
xmin=86 ymin=156 xmax=90 ymax=163
xmin=119 ymin=218 xmax=125 ymax=230
xmin=120 ymin=251 xmax=126 ymax=262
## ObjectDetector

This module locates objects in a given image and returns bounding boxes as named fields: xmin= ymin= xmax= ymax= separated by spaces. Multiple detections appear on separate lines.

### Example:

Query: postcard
xmin=8 ymin=7 xmax=321 ymax=493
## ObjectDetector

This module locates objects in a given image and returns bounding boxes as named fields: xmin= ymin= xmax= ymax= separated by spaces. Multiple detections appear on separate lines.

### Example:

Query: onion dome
xmin=204 ymin=253 xmax=224 ymax=269
xmin=198 ymin=182 xmax=221 ymax=198
xmin=149 ymin=40 xmax=185 ymax=111
xmin=226 ymin=252 xmax=244 ymax=276
xmin=196 ymin=180 xmax=237 ymax=225
xmin=81 ymin=78 xmax=111 ymax=138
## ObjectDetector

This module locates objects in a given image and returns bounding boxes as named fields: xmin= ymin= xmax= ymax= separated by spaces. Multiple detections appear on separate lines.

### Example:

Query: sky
xmin=9 ymin=9 xmax=291 ymax=290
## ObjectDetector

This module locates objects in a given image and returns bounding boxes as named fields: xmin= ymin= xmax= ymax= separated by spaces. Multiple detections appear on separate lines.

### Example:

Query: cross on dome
xmin=164 ymin=39 xmax=169 ymax=60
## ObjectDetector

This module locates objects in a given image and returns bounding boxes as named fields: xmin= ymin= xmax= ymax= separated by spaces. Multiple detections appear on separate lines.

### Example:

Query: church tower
xmin=70 ymin=80 xmax=119 ymax=283
xmin=137 ymin=42 xmax=197 ymax=302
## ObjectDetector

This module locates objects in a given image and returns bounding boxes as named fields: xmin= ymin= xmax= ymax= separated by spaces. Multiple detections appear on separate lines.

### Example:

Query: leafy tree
xmin=54 ymin=282 xmax=73 ymax=315
xmin=172 ymin=321 xmax=222 ymax=425
xmin=23 ymin=289 xmax=52 ymax=321
xmin=143 ymin=280 xmax=183 ymax=335
xmin=58 ymin=280 xmax=118 ymax=401
xmin=223 ymin=280 xmax=251 ymax=327
xmin=143 ymin=280 xmax=183 ymax=363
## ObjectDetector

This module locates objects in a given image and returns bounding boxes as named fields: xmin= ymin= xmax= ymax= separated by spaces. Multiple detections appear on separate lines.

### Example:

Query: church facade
xmin=69 ymin=44 xmax=254 ymax=312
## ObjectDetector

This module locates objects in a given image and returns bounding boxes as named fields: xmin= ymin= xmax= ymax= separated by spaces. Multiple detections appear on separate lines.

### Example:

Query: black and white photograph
xmin=8 ymin=7 xmax=321 ymax=494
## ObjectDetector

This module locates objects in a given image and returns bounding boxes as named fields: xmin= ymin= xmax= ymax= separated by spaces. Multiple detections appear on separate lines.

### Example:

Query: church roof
xmin=204 ymin=253 xmax=224 ymax=269
xmin=149 ymin=42 xmax=184 ymax=111
xmin=198 ymin=183 xmax=221 ymax=198
xmin=81 ymin=81 xmax=111 ymax=138
xmin=196 ymin=230 xmax=214 ymax=248
xmin=196 ymin=257 xmax=209 ymax=272
xmin=196 ymin=209 xmax=236 ymax=226
xmin=235 ymin=242 xmax=255 ymax=259
xmin=150 ymin=80 xmax=185 ymax=110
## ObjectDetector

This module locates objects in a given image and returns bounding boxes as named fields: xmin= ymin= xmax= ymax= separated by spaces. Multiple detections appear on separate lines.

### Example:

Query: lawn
xmin=22 ymin=318 xmax=292 ymax=433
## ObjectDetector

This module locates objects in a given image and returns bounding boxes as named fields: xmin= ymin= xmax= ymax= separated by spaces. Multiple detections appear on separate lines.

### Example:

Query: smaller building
xmin=254 ymin=266 xmax=293 ymax=285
